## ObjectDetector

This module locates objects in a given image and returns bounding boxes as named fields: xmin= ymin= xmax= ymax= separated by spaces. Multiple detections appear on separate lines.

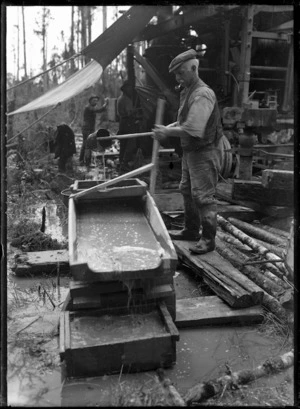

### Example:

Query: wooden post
xmin=127 ymin=44 xmax=135 ymax=87
xmin=237 ymin=6 xmax=254 ymax=106
xmin=150 ymin=98 xmax=166 ymax=195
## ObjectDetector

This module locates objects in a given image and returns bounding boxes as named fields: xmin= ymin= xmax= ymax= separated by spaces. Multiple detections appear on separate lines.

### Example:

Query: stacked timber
xmin=171 ymin=214 xmax=293 ymax=322
xmin=216 ymin=169 xmax=294 ymax=220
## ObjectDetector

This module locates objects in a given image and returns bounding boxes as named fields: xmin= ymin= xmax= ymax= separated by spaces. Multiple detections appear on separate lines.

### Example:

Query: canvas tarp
xmin=9 ymin=6 xmax=158 ymax=116
xmin=8 ymin=60 xmax=102 ymax=115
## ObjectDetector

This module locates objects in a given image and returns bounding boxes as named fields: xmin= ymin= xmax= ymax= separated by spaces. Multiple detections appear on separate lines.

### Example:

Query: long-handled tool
xmin=71 ymin=98 xmax=166 ymax=201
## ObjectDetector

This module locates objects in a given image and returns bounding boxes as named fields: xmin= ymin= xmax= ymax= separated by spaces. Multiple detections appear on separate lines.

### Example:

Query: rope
xmin=7 ymin=102 xmax=61 ymax=144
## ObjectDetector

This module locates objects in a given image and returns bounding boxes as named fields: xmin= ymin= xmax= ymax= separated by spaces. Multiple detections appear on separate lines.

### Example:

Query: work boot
xmin=189 ymin=203 xmax=217 ymax=254
xmin=169 ymin=195 xmax=201 ymax=241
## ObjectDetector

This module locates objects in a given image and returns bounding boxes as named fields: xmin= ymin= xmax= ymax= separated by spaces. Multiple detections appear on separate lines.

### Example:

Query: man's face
xmin=90 ymin=98 xmax=98 ymax=106
xmin=174 ymin=63 xmax=194 ymax=88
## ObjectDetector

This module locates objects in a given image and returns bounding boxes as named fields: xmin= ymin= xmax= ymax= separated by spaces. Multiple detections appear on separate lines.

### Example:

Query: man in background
xmin=80 ymin=95 xmax=108 ymax=167
xmin=117 ymin=81 xmax=143 ymax=172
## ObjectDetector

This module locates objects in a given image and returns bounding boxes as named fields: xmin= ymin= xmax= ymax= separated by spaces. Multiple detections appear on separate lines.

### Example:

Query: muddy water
xmin=61 ymin=324 xmax=292 ymax=407
xmin=7 ymin=275 xmax=70 ymax=407
xmin=7 ymin=200 xmax=293 ymax=406
xmin=76 ymin=202 xmax=162 ymax=272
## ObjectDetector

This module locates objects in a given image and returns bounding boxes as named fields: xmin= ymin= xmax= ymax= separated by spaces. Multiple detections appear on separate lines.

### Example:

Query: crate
xmin=60 ymin=303 xmax=179 ymax=378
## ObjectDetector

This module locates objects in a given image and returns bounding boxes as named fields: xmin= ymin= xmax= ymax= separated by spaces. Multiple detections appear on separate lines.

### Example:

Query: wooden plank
xmin=232 ymin=179 xmax=293 ymax=207
xmin=159 ymin=302 xmax=180 ymax=340
xmin=176 ymin=296 xmax=264 ymax=328
xmin=12 ymin=250 xmax=69 ymax=276
xmin=216 ymin=182 xmax=292 ymax=217
xmin=261 ymin=169 xmax=294 ymax=190
xmin=154 ymin=191 xmax=258 ymax=221
xmin=72 ymin=285 xmax=175 ymax=311
xmin=173 ymin=240 xmax=263 ymax=308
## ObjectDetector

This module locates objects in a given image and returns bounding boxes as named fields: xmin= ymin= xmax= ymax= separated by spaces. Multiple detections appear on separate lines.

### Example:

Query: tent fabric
xmin=8 ymin=5 xmax=158 ymax=116
xmin=8 ymin=60 xmax=103 ymax=115
xmin=81 ymin=6 xmax=158 ymax=66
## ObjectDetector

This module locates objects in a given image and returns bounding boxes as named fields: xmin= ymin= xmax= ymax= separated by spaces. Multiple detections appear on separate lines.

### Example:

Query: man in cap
xmin=80 ymin=95 xmax=108 ymax=166
xmin=153 ymin=49 xmax=224 ymax=254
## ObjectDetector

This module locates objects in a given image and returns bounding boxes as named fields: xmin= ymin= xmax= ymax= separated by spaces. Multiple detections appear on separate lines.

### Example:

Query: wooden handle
xmin=97 ymin=132 xmax=153 ymax=141
xmin=72 ymin=98 xmax=165 ymax=201
xmin=149 ymin=98 xmax=166 ymax=195
xmin=71 ymin=163 xmax=154 ymax=200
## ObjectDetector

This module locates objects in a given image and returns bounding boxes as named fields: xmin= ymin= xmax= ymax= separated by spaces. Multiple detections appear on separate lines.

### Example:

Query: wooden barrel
xmin=220 ymin=134 xmax=233 ymax=179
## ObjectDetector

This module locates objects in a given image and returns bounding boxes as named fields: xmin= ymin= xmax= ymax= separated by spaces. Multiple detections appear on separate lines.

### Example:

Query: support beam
xmin=252 ymin=31 xmax=289 ymax=40
xmin=237 ymin=6 xmax=254 ymax=106
xmin=134 ymin=5 xmax=240 ymax=42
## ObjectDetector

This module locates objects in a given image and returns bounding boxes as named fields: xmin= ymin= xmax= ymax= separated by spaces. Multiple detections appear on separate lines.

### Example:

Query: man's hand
xmin=152 ymin=125 xmax=169 ymax=144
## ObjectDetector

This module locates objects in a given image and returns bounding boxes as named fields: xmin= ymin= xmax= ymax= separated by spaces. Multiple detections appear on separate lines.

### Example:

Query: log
xmin=232 ymin=179 xmax=293 ymax=207
xmin=173 ymin=241 xmax=264 ymax=308
xmin=217 ymin=216 xmax=286 ymax=278
xmin=261 ymin=169 xmax=294 ymax=190
xmin=216 ymin=230 xmax=252 ymax=253
xmin=156 ymin=368 xmax=186 ymax=406
xmin=255 ymin=238 xmax=285 ymax=258
xmin=184 ymin=350 xmax=294 ymax=405
xmin=215 ymin=238 xmax=289 ymax=296
xmin=227 ymin=217 xmax=287 ymax=246
xmin=257 ymin=223 xmax=290 ymax=239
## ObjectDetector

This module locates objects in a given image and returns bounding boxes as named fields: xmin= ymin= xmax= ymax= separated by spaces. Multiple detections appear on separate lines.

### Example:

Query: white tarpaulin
xmin=8 ymin=6 xmax=158 ymax=116
xmin=8 ymin=60 xmax=102 ymax=115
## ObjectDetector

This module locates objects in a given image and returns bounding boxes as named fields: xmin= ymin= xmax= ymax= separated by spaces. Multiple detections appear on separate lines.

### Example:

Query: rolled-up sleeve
xmin=181 ymin=89 xmax=215 ymax=139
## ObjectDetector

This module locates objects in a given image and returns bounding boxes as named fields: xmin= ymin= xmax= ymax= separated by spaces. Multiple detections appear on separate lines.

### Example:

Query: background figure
xmin=54 ymin=124 xmax=76 ymax=172
xmin=80 ymin=94 xmax=108 ymax=166
xmin=117 ymin=80 xmax=143 ymax=172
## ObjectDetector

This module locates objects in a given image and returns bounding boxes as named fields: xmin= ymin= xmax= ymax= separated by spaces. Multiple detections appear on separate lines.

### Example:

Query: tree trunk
xmin=69 ymin=6 xmax=76 ymax=73
xmin=216 ymin=237 xmax=289 ymax=296
xmin=16 ymin=9 xmax=20 ymax=81
xmin=156 ymin=369 xmax=186 ymax=406
xmin=257 ymin=223 xmax=289 ymax=239
xmin=228 ymin=217 xmax=287 ymax=246
xmin=22 ymin=6 xmax=27 ymax=78
xmin=80 ymin=6 xmax=87 ymax=65
xmin=217 ymin=216 xmax=286 ymax=278
xmin=255 ymin=238 xmax=285 ymax=258
xmin=216 ymin=230 xmax=252 ymax=253
xmin=184 ymin=350 xmax=294 ymax=405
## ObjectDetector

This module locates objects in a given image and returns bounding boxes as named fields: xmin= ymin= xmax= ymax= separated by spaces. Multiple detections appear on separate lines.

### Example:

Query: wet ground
xmin=7 ymin=198 xmax=294 ymax=407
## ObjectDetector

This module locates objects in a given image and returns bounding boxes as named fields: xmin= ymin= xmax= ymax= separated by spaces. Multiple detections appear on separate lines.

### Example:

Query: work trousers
xmin=80 ymin=129 xmax=93 ymax=165
xmin=179 ymin=139 xmax=223 ymax=207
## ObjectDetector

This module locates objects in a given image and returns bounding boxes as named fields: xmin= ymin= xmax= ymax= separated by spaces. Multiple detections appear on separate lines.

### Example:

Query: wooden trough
xmin=68 ymin=179 xmax=177 ymax=283
xmin=60 ymin=302 xmax=179 ymax=378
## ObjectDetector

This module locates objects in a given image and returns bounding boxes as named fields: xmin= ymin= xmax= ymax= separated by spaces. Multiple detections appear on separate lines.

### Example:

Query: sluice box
xmin=68 ymin=179 xmax=178 ymax=282
xmin=60 ymin=303 xmax=179 ymax=378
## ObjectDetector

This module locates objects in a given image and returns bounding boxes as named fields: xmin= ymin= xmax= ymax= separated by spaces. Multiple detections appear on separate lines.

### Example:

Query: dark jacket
xmin=54 ymin=124 xmax=76 ymax=159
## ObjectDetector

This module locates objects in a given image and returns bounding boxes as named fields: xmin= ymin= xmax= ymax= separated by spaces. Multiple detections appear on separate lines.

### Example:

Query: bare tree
xmin=21 ymin=6 xmax=27 ymax=78
xmin=69 ymin=6 xmax=76 ymax=73
xmin=14 ymin=8 xmax=20 ymax=81
xmin=34 ymin=6 xmax=52 ymax=90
